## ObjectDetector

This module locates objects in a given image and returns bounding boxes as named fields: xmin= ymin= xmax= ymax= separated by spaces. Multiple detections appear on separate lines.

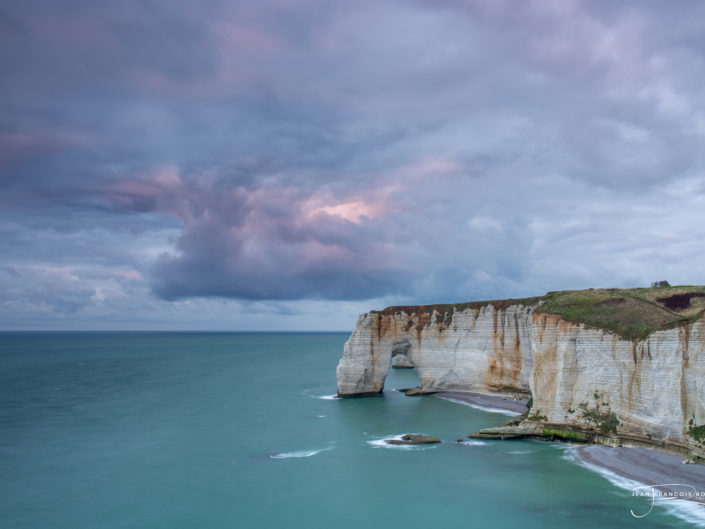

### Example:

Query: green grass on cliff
xmin=376 ymin=285 xmax=705 ymax=342
xmin=534 ymin=285 xmax=705 ymax=341
xmin=375 ymin=296 xmax=543 ymax=317
xmin=688 ymin=424 xmax=705 ymax=441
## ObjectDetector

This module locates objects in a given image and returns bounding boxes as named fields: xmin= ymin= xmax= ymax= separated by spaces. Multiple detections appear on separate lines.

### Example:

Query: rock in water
xmin=400 ymin=387 xmax=436 ymax=396
xmin=391 ymin=353 xmax=415 ymax=368
xmin=386 ymin=434 xmax=441 ymax=445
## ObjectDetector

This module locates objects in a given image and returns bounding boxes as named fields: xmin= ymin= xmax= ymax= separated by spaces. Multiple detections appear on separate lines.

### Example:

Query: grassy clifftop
xmin=375 ymin=296 xmax=542 ymax=317
xmin=534 ymin=285 xmax=705 ymax=341
xmin=375 ymin=285 xmax=705 ymax=341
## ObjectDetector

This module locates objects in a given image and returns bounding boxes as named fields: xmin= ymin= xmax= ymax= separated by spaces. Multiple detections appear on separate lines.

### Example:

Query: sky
xmin=2 ymin=0 xmax=705 ymax=330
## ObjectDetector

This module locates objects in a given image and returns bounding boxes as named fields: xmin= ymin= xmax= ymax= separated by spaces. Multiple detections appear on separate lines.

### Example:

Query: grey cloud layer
xmin=2 ymin=0 xmax=705 ymax=327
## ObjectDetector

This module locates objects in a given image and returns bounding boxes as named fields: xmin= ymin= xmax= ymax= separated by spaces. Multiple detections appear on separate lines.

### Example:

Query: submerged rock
xmin=386 ymin=434 xmax=441 ymax=445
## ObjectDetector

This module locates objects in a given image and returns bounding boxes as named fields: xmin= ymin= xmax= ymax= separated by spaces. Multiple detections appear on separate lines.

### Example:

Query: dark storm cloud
xmin=2 ymin=0 xmax=705 ymax=326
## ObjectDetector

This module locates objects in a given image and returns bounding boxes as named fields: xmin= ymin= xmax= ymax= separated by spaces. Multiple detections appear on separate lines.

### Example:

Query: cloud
xmin=0 ymin=265 xmax=97 ymax=315
xmin=1 ymin=0 xmax=705 ymax=328
xmin=150 ymin=181 xmax=412 ymax=300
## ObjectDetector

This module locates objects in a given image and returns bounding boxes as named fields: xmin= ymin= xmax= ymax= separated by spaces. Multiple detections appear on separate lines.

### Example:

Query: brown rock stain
xmin=681 ymin=326 xmax=691 ymax=363
xmin=680 ymin=325 xmax=691 ymax=422
xmin=556 ymin=316 xmax=577 ymax=334
xmin=631 ymin=342 xmax=637 ymax=364
xmin=415 ymin=307 xmax=430 ymax=348
xmin=628 ymin=342 xmax=643 ymax=413
xmin=533 ymin=312 xmax=558 ymax=342
xmin=375 ymin=312 xmax=392 ymax=342
xmin=485 ymin=307 xmax=523 ymax=391
xmin=534 ymin=323 xmax=559 ymax=408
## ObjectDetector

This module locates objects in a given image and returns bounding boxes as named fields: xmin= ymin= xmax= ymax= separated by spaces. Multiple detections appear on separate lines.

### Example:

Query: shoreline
xmin=432 ymin=391 xmax=528 ymax=416
xmin=573 ymin=445 xmax=705 ymax=505
xmin=438 ymin=390 xmax=705 ymax=519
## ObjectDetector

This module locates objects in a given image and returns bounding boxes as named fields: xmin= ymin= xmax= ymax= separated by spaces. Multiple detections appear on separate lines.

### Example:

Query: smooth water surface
xmin=0 ymin=332 xmax=702 ymax=528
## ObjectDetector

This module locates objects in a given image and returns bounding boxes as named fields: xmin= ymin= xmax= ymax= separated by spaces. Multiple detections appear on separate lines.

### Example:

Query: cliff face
xmin=336 ymin=303 xmax=534 ymax=397
xmin=529 ymin=313 xmax=705 ymax=455
xmin=337 ymin=297 xmax=705 ymax=457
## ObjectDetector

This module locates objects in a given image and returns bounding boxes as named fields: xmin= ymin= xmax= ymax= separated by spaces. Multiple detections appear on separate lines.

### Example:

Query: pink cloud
xmin=305 ymin=199 xmax=384 ymax=224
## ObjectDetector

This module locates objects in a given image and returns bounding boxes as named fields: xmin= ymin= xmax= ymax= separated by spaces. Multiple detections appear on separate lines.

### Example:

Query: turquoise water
xmin=0 ymin=332 xmax=702 ymax=528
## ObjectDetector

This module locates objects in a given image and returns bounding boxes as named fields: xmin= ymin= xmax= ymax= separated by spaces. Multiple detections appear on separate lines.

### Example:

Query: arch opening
xmin=385 ymin=339 xmax=421 ymax=393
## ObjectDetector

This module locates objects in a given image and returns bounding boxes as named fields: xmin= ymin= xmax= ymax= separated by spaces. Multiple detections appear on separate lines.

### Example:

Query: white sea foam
xmin=661 ymin=499 xmax=705 ymax=528
xmin=269 ymin=448 xmax=331 ymax=459
xmin=564 ymin=446 xmax=705 ymax=527
xmin=563 ymin=446 xmax=646 ymax=490
xmin=437 ymin=397 xmax=520 ymax=416
xmin=300 ymin=388 xmax=339 ymax=400
xmin=458 ymin=440 xmax=487 ymax=446
xmin=367 ymin=434 xmax=440 ymax=450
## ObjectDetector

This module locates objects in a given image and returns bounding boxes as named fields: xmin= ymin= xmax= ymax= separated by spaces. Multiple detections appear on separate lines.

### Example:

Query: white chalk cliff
xmin=336 ymin=299 xmax=705 ymax=458
xmin=337 ymin=302 xmax=534 ymax=397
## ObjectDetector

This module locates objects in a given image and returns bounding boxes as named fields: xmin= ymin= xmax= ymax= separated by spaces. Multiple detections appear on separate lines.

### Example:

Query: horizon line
xmin=0 ymin=329 xmax=353 ymax=333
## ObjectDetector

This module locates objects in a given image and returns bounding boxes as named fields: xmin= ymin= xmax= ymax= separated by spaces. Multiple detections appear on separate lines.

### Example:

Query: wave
xmin=563 ymin=446 xmax=652 ymax=490
xmin=457 ymin=440 xmax=487 ymax=446
xmin=661 ymin=499 xmax=705 ymax=528
xmin=367 ymin=434 xmax=440 ymax=450
xmin=564 ymin=446 xmax=705 ymax=527
xmin=269 ymin=448 xmax=331 ymax=459
xmin=470 ymin=405 xmax=521 ymax=417
xmin=436 ymin=396 xmax=521 ymax=417
xmin=300 ymin=388 xmax=340 ymax=400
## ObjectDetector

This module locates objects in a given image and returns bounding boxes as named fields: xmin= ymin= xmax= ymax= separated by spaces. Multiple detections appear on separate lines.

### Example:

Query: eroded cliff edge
xmin=336 ymin=287 xmax=705 ymax=458
xmin=336 ymin=299 xmax=537 ymax=397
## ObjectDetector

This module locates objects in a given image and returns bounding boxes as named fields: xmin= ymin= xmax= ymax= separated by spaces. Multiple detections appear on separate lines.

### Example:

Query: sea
xmin=1 ymin=331 xmax=704 ymax=528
